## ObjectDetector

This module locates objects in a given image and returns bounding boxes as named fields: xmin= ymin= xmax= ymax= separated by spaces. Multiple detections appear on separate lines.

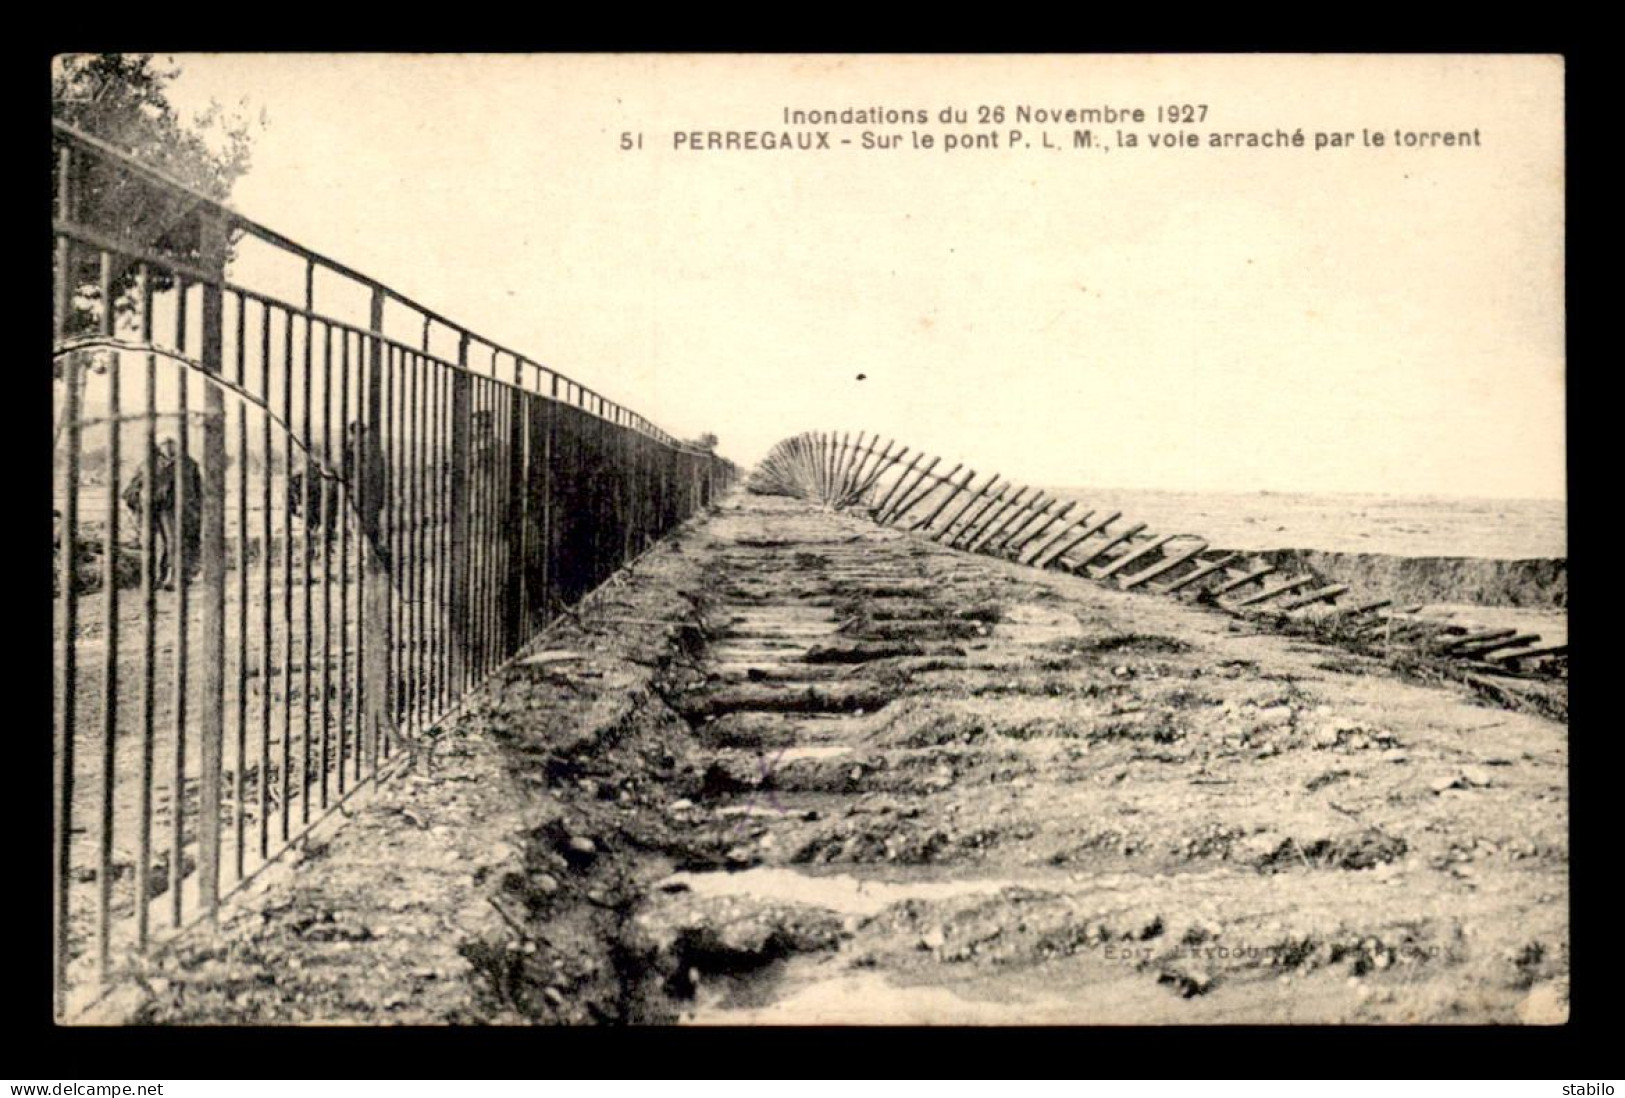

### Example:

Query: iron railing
xmin=51 ymin=120 xmax=737 ymax=1017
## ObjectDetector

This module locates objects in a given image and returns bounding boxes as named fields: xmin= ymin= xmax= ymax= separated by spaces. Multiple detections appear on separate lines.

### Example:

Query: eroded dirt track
xmin=134 ymin=493 xmax=1568 ymax=1025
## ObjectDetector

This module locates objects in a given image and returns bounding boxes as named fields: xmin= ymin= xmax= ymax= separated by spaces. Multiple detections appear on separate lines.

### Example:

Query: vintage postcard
xmin=51 ymin=53 xmax=1565 ymax=1026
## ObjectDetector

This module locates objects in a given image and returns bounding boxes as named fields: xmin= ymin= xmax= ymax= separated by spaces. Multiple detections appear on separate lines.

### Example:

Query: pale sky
xmin=156 ymin=54 xmax=1565 ymax=500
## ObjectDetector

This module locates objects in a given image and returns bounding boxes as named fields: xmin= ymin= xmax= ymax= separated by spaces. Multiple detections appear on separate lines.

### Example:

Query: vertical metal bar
xmin=497 ymin=380 xmax=509 ymax=661
xmin=432 ymin=359 xmax=446 ymax=718
xmin=95 ymin=253 xmax=118 ymax=979
xmin=422 ymin=352 xmax=435 ymax=724
xmin=429 ymin=358 xmax=442 ymax=717
xmin=484 ymin=381 xmax=497 ymax=665
xmin=233 ymin=292 xmax=248 ymax=884
xmin=135 ymin=266 xmax=158 ymax=949
xmin=409 ymin=348 xmax=419 ymax=730
xmin=616 ymin=414 xmax=628 ymax=564
xmin=258 ymin=303 xmax=273 ymax=856
xmin=482 ymin=380 xmax=497 ymax=671
xmin=379 ymin=338 xmax=392 ymax=760
xmin=171 ymin=278 xmax=189 ymax=930
xmin=300 ymin=292 xmax=314 ymax=825
xmin=422 ymin=356 xmax=434 ymax=723
xmin=353 ymin=331 xmax=368 ymax=784
xmin=543 ymin=374 xmax=557 ymax=626
xmin=400 ymin=349 xmax=414 ymax=737
xmin=442 ymin=361 xmax=453 ymax=704
xmin=482 ymin=378 xmax=496 ymax=678
xmin=355 ymin=329 xmax=372 ymax=784
xmin=418 ymin=329 xmax=432 ymax=728
xmin=384 ymin=343 xmax=398 ymax=760
xmin=470 ymin=378 xmax=483 ymax=680
xmin=395 ymin=346 xmax=409 ymax=736
xmin=319 ymin=323 xmax=333 ymax=808
xmin=418 ymin=355 xmax=431 ymax=720
xmin=385 ymin=334 xmax=397 ymax=746
xmin=336 ymin=330 xmax=350 ymax=794
xmin=481 ymin=378 xmax=495 ymax=672
xmin=500 ymin=380 xmax=513 ymax=655
xmin=592 ymin=401 xmax=607 ymax=587
xmin=362 ymin=288 xmax=388 ymax=780
xmin=509 ymin=381 xmax=527 ymax=652
xmin=438 ymin=357 xmax=452 ymax=674
xmin=411 ymin=350 xmax=425 ymax=733
xmin=280 ymin=309 xmax=294 ymax=843
xmin=449 ymin=341 xmax=470 ymax=695
xmin=422 ymin=355 xmax=435 ymax=724
xmin=197 ymin=217 xmax=228 ymax=917
xmin=52 ymin=215 xmax=79 ymax=1015
xmin=475 ymin=380 xmax=487 ymax=680
xmin=400 ymin=345 xmax=413 ymax=744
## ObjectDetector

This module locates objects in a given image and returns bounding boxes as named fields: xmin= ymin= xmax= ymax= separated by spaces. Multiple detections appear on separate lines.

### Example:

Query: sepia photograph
xmin=49 ymin=52 xmax=1566 ymax=1029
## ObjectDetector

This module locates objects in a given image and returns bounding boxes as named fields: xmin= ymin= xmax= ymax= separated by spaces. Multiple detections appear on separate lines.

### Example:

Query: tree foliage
xmin=52 ymin=54 xmax=265 ymax=340
xmin=52 ymin=54 xmax=260 ymax=200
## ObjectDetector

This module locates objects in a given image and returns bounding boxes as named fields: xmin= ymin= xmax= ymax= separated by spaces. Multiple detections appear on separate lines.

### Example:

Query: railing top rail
xmin=53 ymin=119 xmax=717 ymax=457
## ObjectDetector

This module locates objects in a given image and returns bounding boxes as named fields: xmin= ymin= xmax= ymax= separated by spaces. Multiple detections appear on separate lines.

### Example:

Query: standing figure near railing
xmin=122 ymin=434 xmax=202 ymax=590
xmin=344 ymin=420 xmax=390 ymax=572
xmin=288 ymin=451 xmax=338 ymax=571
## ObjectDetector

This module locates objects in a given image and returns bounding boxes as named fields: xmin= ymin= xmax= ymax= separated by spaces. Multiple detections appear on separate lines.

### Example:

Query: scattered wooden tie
xmin=746 ymin=431 xmax=1561 ymax=678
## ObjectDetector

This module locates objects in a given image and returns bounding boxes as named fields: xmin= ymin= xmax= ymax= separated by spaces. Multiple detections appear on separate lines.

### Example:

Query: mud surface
xmin=130 ymin=493 xmax=1569 ymax=1025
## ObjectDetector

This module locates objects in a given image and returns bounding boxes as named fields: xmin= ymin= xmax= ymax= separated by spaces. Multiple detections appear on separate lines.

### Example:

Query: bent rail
xmin=51 ymin=121 xmax=737 ymax=1018
xmin=750 ymin=431 xmax=1564 ymax=674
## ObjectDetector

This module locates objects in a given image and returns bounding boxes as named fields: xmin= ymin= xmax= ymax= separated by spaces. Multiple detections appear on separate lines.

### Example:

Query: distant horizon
xmin=1039 ymin=481 xmax=1566 ymax=506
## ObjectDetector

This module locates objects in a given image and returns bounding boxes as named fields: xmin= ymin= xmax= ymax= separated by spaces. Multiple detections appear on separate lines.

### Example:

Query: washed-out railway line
xmin=749 ymin=431 xmax=1568 ymax=681
xmin=135 ymin=491 xmax=1567 ymax=1024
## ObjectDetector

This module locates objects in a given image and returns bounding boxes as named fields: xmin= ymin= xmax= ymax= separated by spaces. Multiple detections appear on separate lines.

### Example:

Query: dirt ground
xmin=127 ymin=491 xmax=1569 ymax=1025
